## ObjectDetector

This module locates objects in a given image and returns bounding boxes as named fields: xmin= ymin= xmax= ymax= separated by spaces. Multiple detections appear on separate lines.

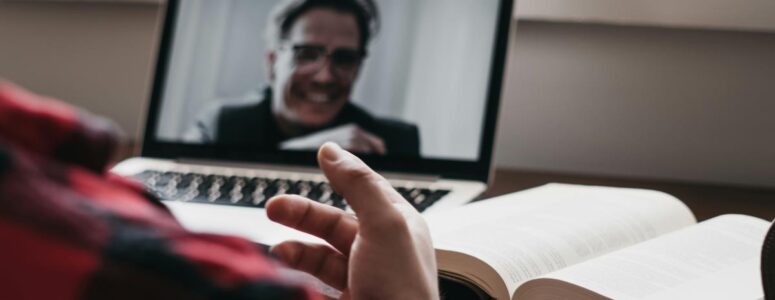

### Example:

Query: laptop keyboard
xmin=132 ymin=170 xmax=450 ymax=212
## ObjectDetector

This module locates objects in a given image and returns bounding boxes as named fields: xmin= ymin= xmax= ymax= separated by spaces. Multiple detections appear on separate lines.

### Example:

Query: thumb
xmin=317 ymin=143 xmax=405 ymax=221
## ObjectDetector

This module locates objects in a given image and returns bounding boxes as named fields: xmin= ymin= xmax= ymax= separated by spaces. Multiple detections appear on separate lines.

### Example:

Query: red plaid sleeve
xmin=0 ymin=81 xmax=320 ymax=300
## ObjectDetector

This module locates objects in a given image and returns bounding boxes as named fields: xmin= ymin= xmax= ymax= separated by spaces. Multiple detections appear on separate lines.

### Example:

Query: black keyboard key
xmin=248 ymin=188 xmax=268 ymax=207
xmin=429 ymin=189 xmax=451 ymax=201
xmin=307 ymin=188 xmax=323 ymax=201
xmin=176 ymin=174 xmax=194 ymax=190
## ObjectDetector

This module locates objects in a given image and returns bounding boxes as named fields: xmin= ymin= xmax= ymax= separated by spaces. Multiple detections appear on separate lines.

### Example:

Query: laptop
xmin=112 ymin=0 xmax=514 ymax=245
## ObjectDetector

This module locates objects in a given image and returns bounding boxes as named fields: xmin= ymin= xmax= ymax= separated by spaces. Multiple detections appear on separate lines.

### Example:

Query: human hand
xmin=266 ymin=143 xmax=438 ymax=300
xmin=279 ymin=124 xmax=387 ymax=155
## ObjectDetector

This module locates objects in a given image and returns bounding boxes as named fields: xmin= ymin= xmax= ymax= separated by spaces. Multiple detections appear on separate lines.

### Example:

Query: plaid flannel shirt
xmin=0 ymin=81 xmax=320 ymax=300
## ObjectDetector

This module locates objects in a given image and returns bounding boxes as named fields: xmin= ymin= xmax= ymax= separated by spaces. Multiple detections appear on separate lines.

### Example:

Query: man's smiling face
xmin=270 ymin=8 xmax=362 ymax=129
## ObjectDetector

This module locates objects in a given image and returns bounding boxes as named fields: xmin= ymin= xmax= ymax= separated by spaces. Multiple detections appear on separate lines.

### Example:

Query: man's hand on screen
xmin=279 ymin=124 xmax=387 ymax=155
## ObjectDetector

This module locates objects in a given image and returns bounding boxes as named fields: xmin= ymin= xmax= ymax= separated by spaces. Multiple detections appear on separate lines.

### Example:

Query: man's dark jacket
xmin=188 ymin=90 xmax=420 ymax=157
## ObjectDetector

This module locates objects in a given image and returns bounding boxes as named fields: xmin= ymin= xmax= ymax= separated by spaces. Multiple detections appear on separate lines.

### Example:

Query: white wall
xmin=0 ymin=2 xmax=159 ymax=138
xmin=497 ymin=21 xmax=775 ymax=188
xmin=156 ymin=0 xmax=277 ymax=138
xmin=399 ymin=0 xmax=499 ymax=159
xmin=516 ymin=0 xmax=775 ymax=32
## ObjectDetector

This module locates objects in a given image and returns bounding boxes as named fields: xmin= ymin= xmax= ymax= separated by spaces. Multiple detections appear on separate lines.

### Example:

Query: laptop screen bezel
xmin=140 ymin=0 xmax=514 ymax=182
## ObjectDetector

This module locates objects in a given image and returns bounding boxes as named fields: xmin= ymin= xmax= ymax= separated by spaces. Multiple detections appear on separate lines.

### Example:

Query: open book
xmin=425 ymin=184 xmax=770 ymax=300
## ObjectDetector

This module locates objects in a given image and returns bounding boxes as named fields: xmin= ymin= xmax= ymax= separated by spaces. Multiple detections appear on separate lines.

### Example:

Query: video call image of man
xmin=184 ymin=0 xmax=420 ymax=157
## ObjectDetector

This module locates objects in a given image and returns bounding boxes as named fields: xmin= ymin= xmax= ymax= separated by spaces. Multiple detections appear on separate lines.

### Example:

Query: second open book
xmin=425 ymin=183 xmax=769 ymax=300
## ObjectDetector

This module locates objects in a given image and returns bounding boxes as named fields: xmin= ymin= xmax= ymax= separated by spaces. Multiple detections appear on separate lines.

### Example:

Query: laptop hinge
xmin=175 ymin=158 xmax=442 ymax=183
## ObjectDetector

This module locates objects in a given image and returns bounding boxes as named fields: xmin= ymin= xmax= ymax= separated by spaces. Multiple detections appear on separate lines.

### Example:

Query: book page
xmin=426 ymin=183 xmax=696 ymax=296
xmin=534 ymin=214 xmax=767 ymax=299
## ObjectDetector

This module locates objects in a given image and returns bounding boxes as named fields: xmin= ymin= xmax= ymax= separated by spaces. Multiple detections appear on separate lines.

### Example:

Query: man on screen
xmin=185 ymin=0 xmax=420 ymax=157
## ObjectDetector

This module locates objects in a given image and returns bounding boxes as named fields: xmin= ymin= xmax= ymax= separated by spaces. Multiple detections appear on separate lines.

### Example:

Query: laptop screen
xmin=144 ymin=0 xmax=513 ymax=181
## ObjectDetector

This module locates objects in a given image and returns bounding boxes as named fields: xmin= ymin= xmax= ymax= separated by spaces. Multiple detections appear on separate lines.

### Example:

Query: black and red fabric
xmin=0 ymin=81 xmax=319 ymax=300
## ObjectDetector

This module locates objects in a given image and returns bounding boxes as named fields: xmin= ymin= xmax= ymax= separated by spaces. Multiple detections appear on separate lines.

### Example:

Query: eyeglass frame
xmin=278 ymin=43 xmax=368 ymax=79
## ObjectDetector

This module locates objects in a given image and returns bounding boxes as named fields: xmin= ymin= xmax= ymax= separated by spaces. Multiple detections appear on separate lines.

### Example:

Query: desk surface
xmin=486 ymin=169 xmax=775 ymax=222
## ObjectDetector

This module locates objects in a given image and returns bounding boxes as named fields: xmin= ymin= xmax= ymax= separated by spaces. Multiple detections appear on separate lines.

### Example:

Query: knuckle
xmin=341 ymin=164 xmax=377 ymax=183
xmin=375 ymin=211 xmax=411 ymax=236
xmin=319 ymin=213 xmax=345 ymax=241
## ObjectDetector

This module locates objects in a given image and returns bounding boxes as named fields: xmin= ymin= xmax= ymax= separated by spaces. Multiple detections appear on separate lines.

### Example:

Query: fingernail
xmin=321 ymin=142 xmax=344 ymax=162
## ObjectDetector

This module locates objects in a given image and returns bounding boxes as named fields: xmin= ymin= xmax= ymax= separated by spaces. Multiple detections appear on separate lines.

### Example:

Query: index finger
xmin=266 ymin=195 xmax=358 ymax=255
xmin=317 ymin=143 xmax=409 ymax=221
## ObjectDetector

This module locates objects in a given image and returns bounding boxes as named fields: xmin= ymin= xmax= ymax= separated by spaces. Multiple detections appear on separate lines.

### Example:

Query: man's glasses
xmin=287 ymin=44 xmax=365 ymax=78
